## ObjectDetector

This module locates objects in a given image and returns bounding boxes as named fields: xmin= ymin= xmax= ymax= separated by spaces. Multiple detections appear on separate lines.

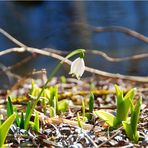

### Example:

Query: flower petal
xmin=69 ymin=57 xmax=85 ymax=79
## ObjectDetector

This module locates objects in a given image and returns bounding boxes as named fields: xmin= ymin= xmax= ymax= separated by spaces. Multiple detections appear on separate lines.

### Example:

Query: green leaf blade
xmin=95 ymin=110 xmax=116 ymax=127
xmin=115 ymin=85 xmax=123 ymax=106
xmin=24 ymin=102 xmax=31 ymax=130
xmin=33 ymin=112 xmax=39 ymax=132
xmin=0 ymin=114 xmax=16 ymax=147
xmin=131 ymin=97 xmax=142 ymax=136
xmin=20 ymin=112 xmax=25 ymax=129
xmin=122 ymin=121 xmax=133 ymax=141
xmin=58 ymin=99 xmax=69 ymax=113
xmin=124 ymin=88 xmax=136 ymax=100
xmin=7 ymin=96 xmax=13 ymax=117
xmin=89 ymin=93 xmax=94 ymax=113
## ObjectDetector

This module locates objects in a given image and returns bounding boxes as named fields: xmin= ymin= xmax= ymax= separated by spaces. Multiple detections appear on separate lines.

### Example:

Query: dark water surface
xmin=0 ymin=1 xmax=147 ymax=87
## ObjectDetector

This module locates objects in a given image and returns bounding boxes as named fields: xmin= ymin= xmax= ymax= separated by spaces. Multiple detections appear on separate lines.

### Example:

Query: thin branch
xmin=1 ymin=28 xmax=148 ymax=62
xmin=0 ymin=54 xmax=37 ymax=75
xmin=0 ymin=27 xmax=148 ymax=62
xmin=0 ymin=47 xmax=148 ymax=82
xmin=0 ymin=28 xmax=27 ymax=47
xmin=82 ymin=129 xmax=98 ymax=148
xmin=86 ymin=50 xmax=148 ymax=62
xmin=45 ymin=48 xmax=148 ymax=62
xmin=77 ymin=23 xmax=148 ymax=43
xmin=37 ymin=111 xmax=94 ymax=130
xmin=98 ymin=126 xmax=122 ymax=148
xmin=0 ymin=63 xmax=20 ymax=80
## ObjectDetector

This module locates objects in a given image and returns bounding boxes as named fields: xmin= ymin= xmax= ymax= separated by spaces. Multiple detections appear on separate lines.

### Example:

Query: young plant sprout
xmin=77 ymin=112 xmax=83 ymax=129
xmin=122 ymin=97 xmax=142 ymax=143
xmin=87 ymin=93 xmax=94 ymax=121
xmin=7 ymin=97 xmax=33 ymax=130
xmin=69 ymin=57 xmax=85 ymax=80
xmin=95 ymin=85 xmax=137 ymax=127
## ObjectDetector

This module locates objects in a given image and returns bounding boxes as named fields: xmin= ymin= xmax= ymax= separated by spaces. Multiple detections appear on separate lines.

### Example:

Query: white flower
xmin=69 ymin=57 xmax=85 ymax=79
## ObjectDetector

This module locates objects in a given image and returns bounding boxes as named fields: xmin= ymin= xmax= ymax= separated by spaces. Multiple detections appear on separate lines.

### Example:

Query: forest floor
xmin=0 ymin=75 xmax=147 ymax=147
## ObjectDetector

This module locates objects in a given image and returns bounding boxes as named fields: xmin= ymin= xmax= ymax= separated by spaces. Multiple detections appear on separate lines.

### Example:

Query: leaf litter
xmin=0 ymin=74 xmax=147 ymax=147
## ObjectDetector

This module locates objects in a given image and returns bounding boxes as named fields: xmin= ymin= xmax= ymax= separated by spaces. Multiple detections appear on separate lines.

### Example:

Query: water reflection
xmin=0 ymin=1 xmax=147 ymax=86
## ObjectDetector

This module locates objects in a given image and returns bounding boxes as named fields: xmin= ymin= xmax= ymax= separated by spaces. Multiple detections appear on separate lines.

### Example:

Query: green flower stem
xmin=24 ymin=49 xmax=85 ymax=129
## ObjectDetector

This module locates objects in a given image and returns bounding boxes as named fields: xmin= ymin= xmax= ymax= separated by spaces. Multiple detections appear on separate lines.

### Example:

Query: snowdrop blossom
xmin=69 ymin=57 xmax=85 ymax=79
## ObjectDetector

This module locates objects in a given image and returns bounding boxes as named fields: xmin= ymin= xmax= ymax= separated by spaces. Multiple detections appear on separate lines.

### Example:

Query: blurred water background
xmin=0 ymin=1 xmax=147 ymax=87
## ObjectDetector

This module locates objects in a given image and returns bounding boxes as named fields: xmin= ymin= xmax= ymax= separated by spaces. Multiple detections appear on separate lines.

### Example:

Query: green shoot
xmin=7 ymin=96 xmax=13 ymax=117
xmin=33 ymin=111 xmax=40 ymax=132
xmin=122 ymin=97 xmax=142 ymax=143
xmin=77 ymin=112 xmax=83 ymax=128
xmin=87 ymin=93 xmax=94 ymax=121
xmin=30 ymin=84 xmax=70 ymax=115
xmin=50 ymin=86 xmax=58 ymax=113
xmin=14 ymin=108 xmax=20 ymax=127
xmin=24 ymin=102 xmax=31 ymax=129
xmin=7 ymin=96 xmax=40 ymax=132
xmin=115 ymin=85 xmax=136 ymax=126
xmin=20 ymin=112 xmax=25 ymax=129
xmin=82 ymin=98 xmax=87 ymax=122
xmin=58 ymin=99 xmax=70 ymax=113
xmin=30 ymin=79 xmax=35 ymax=96
xmin=30 ymin=111 xmax=40 ymax=132
xmin=82 ymin=98 xmax=85 ymax=118
xmin=50 ymin=106 xmax=56 ymax=117
xmin=0 ymin=114 xmax=16 ymax=147
xmin=60 ymin=76 xmax=66 ymax=83
xmin=95 ymin=85 xmax=137 ymax=127
xmin=7 ymin=96 xmax=32 ymax=130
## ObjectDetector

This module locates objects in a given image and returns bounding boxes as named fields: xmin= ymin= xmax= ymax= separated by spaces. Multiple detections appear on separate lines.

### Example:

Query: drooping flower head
xmin=69 ymin=52 xmax=85 ymax=79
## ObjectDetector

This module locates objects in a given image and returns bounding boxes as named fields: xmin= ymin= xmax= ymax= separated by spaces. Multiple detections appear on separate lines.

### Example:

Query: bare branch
xmin=0 ymin=28 xmax=27 ymax=47
xmin=45 ymin=48 xmax=148 ymax=62
xmin=0 ymin=47 xmax=147 ymax=82
xmin=76 ymin=23 xmax=148 ymax=43
xmin=1 ymin=27 xmax=148 ymax=62
xmin=86 ymin=50 xmax=148 ymax=62
xmin=0 ymin=28 xmax=147 ymax=82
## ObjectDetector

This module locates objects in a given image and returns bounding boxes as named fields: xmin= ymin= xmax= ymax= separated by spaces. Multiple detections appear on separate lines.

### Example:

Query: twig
xmin=82 ymin=129 xmax=98 ymax=148
xmin=0 ymin=63 xmax=20 ymax=80
xmin=98 ymin=126 xmax=123 ymax=148
xmin=0 ymin=54 xmax=37 ymax=75
xmin=86 ymin=50 xmax=148 ymax=62
xmin=77 ymin=23 xmax=148 ymax=43
xmin=0 ymin=28 xmax=27 ymax=47
xmin=37 ymin=111 xmax=94 ymax=130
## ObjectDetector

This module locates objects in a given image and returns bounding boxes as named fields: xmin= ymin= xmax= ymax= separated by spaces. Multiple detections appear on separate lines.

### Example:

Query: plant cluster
xmin=30 ymin=80 xmax=70 ymax=116
xmin=0 ymin=49 xmax=85 ymax=146
xmin=95 ymin=85 xmax=142 ymax=143
xmin=0 ymin=49 xmax=142 ymax=146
